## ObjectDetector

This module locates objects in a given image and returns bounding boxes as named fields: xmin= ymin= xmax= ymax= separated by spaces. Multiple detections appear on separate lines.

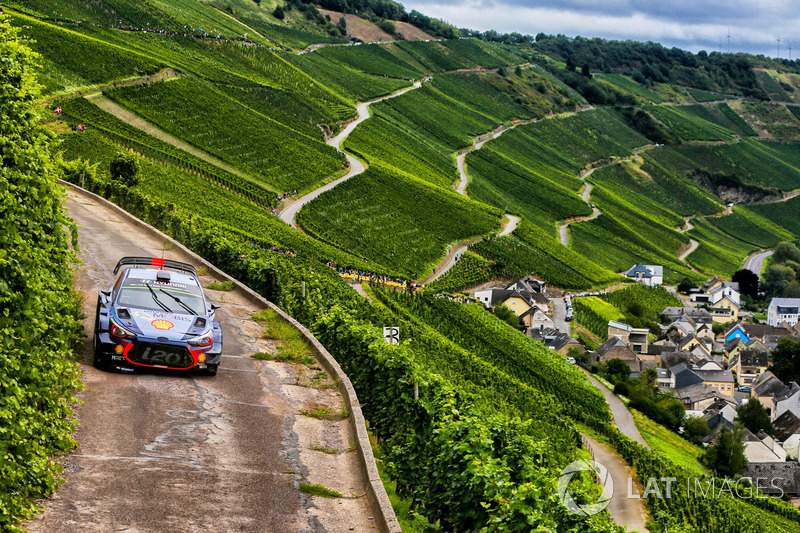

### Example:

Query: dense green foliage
xmin=425 ymin=252 xmax=493 ymax=293
xmin=532 ymin=35 xmax=777 ymax=99
xmin=105 ymin=77 xmax=346 ymax=192
xmin=57 ymin=96 xmax=276 ymax=204
xmin=12 ymin=13 xmax=163 ymax=94
xmin=471 ymin=220 xmax=622 ymax=289
xmin=0 ymin=18 xmax=83 ymax=530
xmin=298 ymin=166 xmax=502 ymax=277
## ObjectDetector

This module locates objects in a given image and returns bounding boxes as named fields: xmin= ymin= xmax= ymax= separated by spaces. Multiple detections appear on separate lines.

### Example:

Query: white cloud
xmin=401 ymin=0 xmax=800 ymax=56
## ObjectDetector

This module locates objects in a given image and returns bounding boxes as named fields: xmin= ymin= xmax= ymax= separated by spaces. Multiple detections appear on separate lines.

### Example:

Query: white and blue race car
xmin=94 ymin=257 xmax=223 ymax=375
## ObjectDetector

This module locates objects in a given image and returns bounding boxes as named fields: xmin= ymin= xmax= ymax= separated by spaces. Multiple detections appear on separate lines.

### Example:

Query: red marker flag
xmin=54 ymin=106 xmax=62 ymax=114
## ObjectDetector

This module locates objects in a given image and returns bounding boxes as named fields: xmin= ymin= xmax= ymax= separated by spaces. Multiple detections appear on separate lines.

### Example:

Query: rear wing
xmin=113 ymin=257 xmax=198 ymax=276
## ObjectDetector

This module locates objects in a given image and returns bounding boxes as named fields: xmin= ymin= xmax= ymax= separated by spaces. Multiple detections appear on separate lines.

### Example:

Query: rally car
xmin=93 ymin=257 xmax=223 ymax=375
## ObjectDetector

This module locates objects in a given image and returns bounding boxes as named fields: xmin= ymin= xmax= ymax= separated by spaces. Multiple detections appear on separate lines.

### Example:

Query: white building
xmin=623 ymin=263 xmax=663 ymax=286
xmin=767 ymin=298 xmax=800 ymax=327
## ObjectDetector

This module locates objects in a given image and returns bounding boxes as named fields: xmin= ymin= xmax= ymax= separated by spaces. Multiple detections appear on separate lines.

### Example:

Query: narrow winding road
xmin=744 ymin=250 xmax=774 ymax=273
xmin=28 ymin=187 xmax=381 ymax=533
xmin=279 ymin=81 xmax=423 ymax=228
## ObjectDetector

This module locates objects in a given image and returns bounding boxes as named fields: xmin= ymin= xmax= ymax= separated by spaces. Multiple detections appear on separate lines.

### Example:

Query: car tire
xmin=93 ymin=337 xmax=108 ymax=370
xmin=205 ymin=364 xmax=219 ymax=376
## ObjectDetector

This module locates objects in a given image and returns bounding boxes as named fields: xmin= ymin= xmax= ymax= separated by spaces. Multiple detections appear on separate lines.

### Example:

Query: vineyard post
xmin=413 ymin=382 xmax=419 ymax=401
xmin=302 ymin=280 xmax=306 ymax=299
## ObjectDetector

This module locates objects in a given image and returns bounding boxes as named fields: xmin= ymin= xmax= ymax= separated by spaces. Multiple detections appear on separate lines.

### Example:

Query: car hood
xmin=127 ymin=309 xmax=196 ymax=339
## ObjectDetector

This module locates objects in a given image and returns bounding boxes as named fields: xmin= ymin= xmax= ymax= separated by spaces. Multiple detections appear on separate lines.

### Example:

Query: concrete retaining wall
xmin=62 ymin=181 xmax=402 ymax=533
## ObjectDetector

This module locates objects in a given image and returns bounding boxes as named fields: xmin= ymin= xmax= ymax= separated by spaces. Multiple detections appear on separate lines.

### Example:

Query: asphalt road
xmin=26 ymin=189 xmax=377 ymax=533
xmin=744 ymin=249 xmax=773 ymax=274
xmin=582 ymin=370 xmax=650 ymax=449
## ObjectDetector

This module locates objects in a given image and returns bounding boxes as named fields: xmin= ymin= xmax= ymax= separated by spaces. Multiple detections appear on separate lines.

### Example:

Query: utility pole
xmin=777 ymin=36 xmax=781 ymax=59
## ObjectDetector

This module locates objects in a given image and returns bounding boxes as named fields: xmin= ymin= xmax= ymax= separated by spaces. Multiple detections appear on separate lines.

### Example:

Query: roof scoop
xmin=156 ymin=270 xmax=172 ymax=282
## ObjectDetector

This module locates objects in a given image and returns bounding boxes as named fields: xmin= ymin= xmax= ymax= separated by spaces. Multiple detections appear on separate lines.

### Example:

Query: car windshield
xmin=117 ymin=281 xmax=205 ymax=315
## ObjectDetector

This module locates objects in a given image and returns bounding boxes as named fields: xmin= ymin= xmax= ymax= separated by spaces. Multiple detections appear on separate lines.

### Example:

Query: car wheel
xmin=205 ymin=364 xmax=219 ymax=376
xmin=93 ymin=339 xmax=108 ymax=370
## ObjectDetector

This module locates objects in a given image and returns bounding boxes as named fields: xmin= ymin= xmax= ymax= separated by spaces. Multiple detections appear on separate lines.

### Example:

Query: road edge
xmin=60 ymin=181 xmax=402 ymax=533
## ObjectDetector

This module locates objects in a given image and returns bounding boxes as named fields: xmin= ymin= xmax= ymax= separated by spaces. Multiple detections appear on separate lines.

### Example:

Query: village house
xmin=727 ymin=348 xmax=769 ymax=386
xmin=773 ymin=382 xmax=800 ymax=422
xmin=767 ymin=297 xmax=800 ymax=327
xmin=774 ymin=411 xmax=800 ymax=460
xmin=743 ymin=429 xmax=788 ymax=463
xmin=690 ymin=278 xmax=740 ymax=323
xmin=608 ymin=320 xmax=649 ymax=353
xmin=474 ymin=280 xmax=551 ymax=330
xmin=752 ymin=371 xmax=790 ymax=417
xmin=623 ymin=263 xmax=663 ymax=286
xmin=529 ymin=327 xmax=586 ymax=357
xmin=596 ymin=336 xmax=642 ymax=372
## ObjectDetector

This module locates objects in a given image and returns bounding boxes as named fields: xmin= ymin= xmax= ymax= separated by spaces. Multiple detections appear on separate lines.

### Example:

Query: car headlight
xmin=187 ymin=331 xmax=213 ymax=347
xmin=110 ymin=318 xmax=137 ymax=339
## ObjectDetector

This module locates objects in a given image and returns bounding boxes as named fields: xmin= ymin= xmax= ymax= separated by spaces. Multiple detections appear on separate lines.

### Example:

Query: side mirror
xmin=210 ymin=304 xmax=221 ymax=310
xmin=100 ymin=289 xmax=111 ymax=300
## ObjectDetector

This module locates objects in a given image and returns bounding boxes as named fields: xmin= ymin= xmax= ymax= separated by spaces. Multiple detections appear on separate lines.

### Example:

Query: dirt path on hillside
xmin=279 ymin=81 xmax=423 ymax=228
xmin=86 ymin=93 xmax=275 ymax=192
xmin=582 ymin=435 xmax=650 ymax=532
xmin=26 ymin=188 xmax=381 ymax=533
xmin=40 ymin=69 xmax=180 ymax=106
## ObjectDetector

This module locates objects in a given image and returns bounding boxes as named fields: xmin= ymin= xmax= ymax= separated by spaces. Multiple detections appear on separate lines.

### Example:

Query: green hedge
xmin=1 ymin=17 xmax=83 ymax=530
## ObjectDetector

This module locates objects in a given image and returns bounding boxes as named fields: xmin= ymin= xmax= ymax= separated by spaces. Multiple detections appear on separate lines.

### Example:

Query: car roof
xmin=122 ymin=267 xmax=200 ymax=287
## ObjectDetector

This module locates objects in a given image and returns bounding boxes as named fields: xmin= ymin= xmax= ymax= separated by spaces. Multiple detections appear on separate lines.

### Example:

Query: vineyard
xmin=316 ymin=43 xmax=424 ymax=79
xmin=747 ymin=195 xmax=800 ymax=234
xmin=12 ymin=13 xmax=163 ymax=95
xmin=704 ymin=206 xmax=793 ymax=248
xmin=594 ymin=73 xmax=668 ymax=103
xmin=425 ymin=252 xmax=493 ymax=293
xmin=57 ymin=96 xmax=277 ymax=202
xmin=470 ymin=220 xmax=622 ymax=289
xmin=105 ymin=77 xmax=346 ymax=192
xmin=297 ymin=165 xmax=502 ymax=278
xmin=685 ymin=218 xmax=758 ymax=275
xmin=58 ymin=130 xmax=387 ymax=275
xmin=653 ymin=139 xmax=800 ymax=191
xmin=680 ymin=103 xmax=758 ymax=137
xmin=643 ymin=104 xmax=737 ymax=142
xmin=14 ymin=1 xmax=800 ymax=529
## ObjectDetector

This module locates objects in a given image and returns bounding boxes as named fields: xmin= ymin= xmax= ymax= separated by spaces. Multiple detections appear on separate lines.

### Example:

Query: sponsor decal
xmin=151 ymin=319 xmax=175 ymax=330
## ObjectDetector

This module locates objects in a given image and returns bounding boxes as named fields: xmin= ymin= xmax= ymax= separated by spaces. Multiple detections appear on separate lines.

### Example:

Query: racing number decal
xmin=140 ymin=346 xmax=183 ymax=365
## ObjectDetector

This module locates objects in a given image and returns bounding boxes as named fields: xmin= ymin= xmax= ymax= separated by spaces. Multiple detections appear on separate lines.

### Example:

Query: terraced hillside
xmin=10 ymin=1 xmax=800 ymax=530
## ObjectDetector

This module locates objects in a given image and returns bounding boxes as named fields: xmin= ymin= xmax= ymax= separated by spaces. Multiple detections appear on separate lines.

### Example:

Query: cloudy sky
xmin=401 ymin=0 xmax=800 ymax=57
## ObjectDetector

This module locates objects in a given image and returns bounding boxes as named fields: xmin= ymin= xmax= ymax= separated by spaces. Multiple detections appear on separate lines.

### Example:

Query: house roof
xmin=753 ymin=371 xmax=789 ymax=398
xmin=774 ymin=382 xmax=800 ymax=404
xmin=724 ymin=338 xmax=743 ymax=353
xmin=769 ymin=298 xmax=800 ymax=310
xmin=530 ymin=327 xmax=580 ymax=352
xmin=774 ymin=411 xmax=800 ymax=442
xmin=624 ymin=263 xmax=663 ymax=278
xmin=674 ymin=382 xmax=731 ymax=405
xmin=661 ymin=307 xmax=713 ymax=322
xmin=695 ymin=369 xmax=734 ymax=384
xmin=678 ymin=333 xmax=698 ymax=349
xmin=596 ymin=336 xmax=631 ymax=357
xmin=483 ymin=288 xmax=548 ymax=308
xmin=670 ymin=363 xmax=705 ymax=389
xmin=724 ymin=322 xmax=747 ymax=338
xmin=738 ymin=348 xmax=769 ymax=367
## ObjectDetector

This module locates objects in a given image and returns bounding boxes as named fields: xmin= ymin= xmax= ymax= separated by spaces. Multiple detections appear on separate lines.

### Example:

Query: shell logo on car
xmin=150 ymin=319 xmax=175 ymax=331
